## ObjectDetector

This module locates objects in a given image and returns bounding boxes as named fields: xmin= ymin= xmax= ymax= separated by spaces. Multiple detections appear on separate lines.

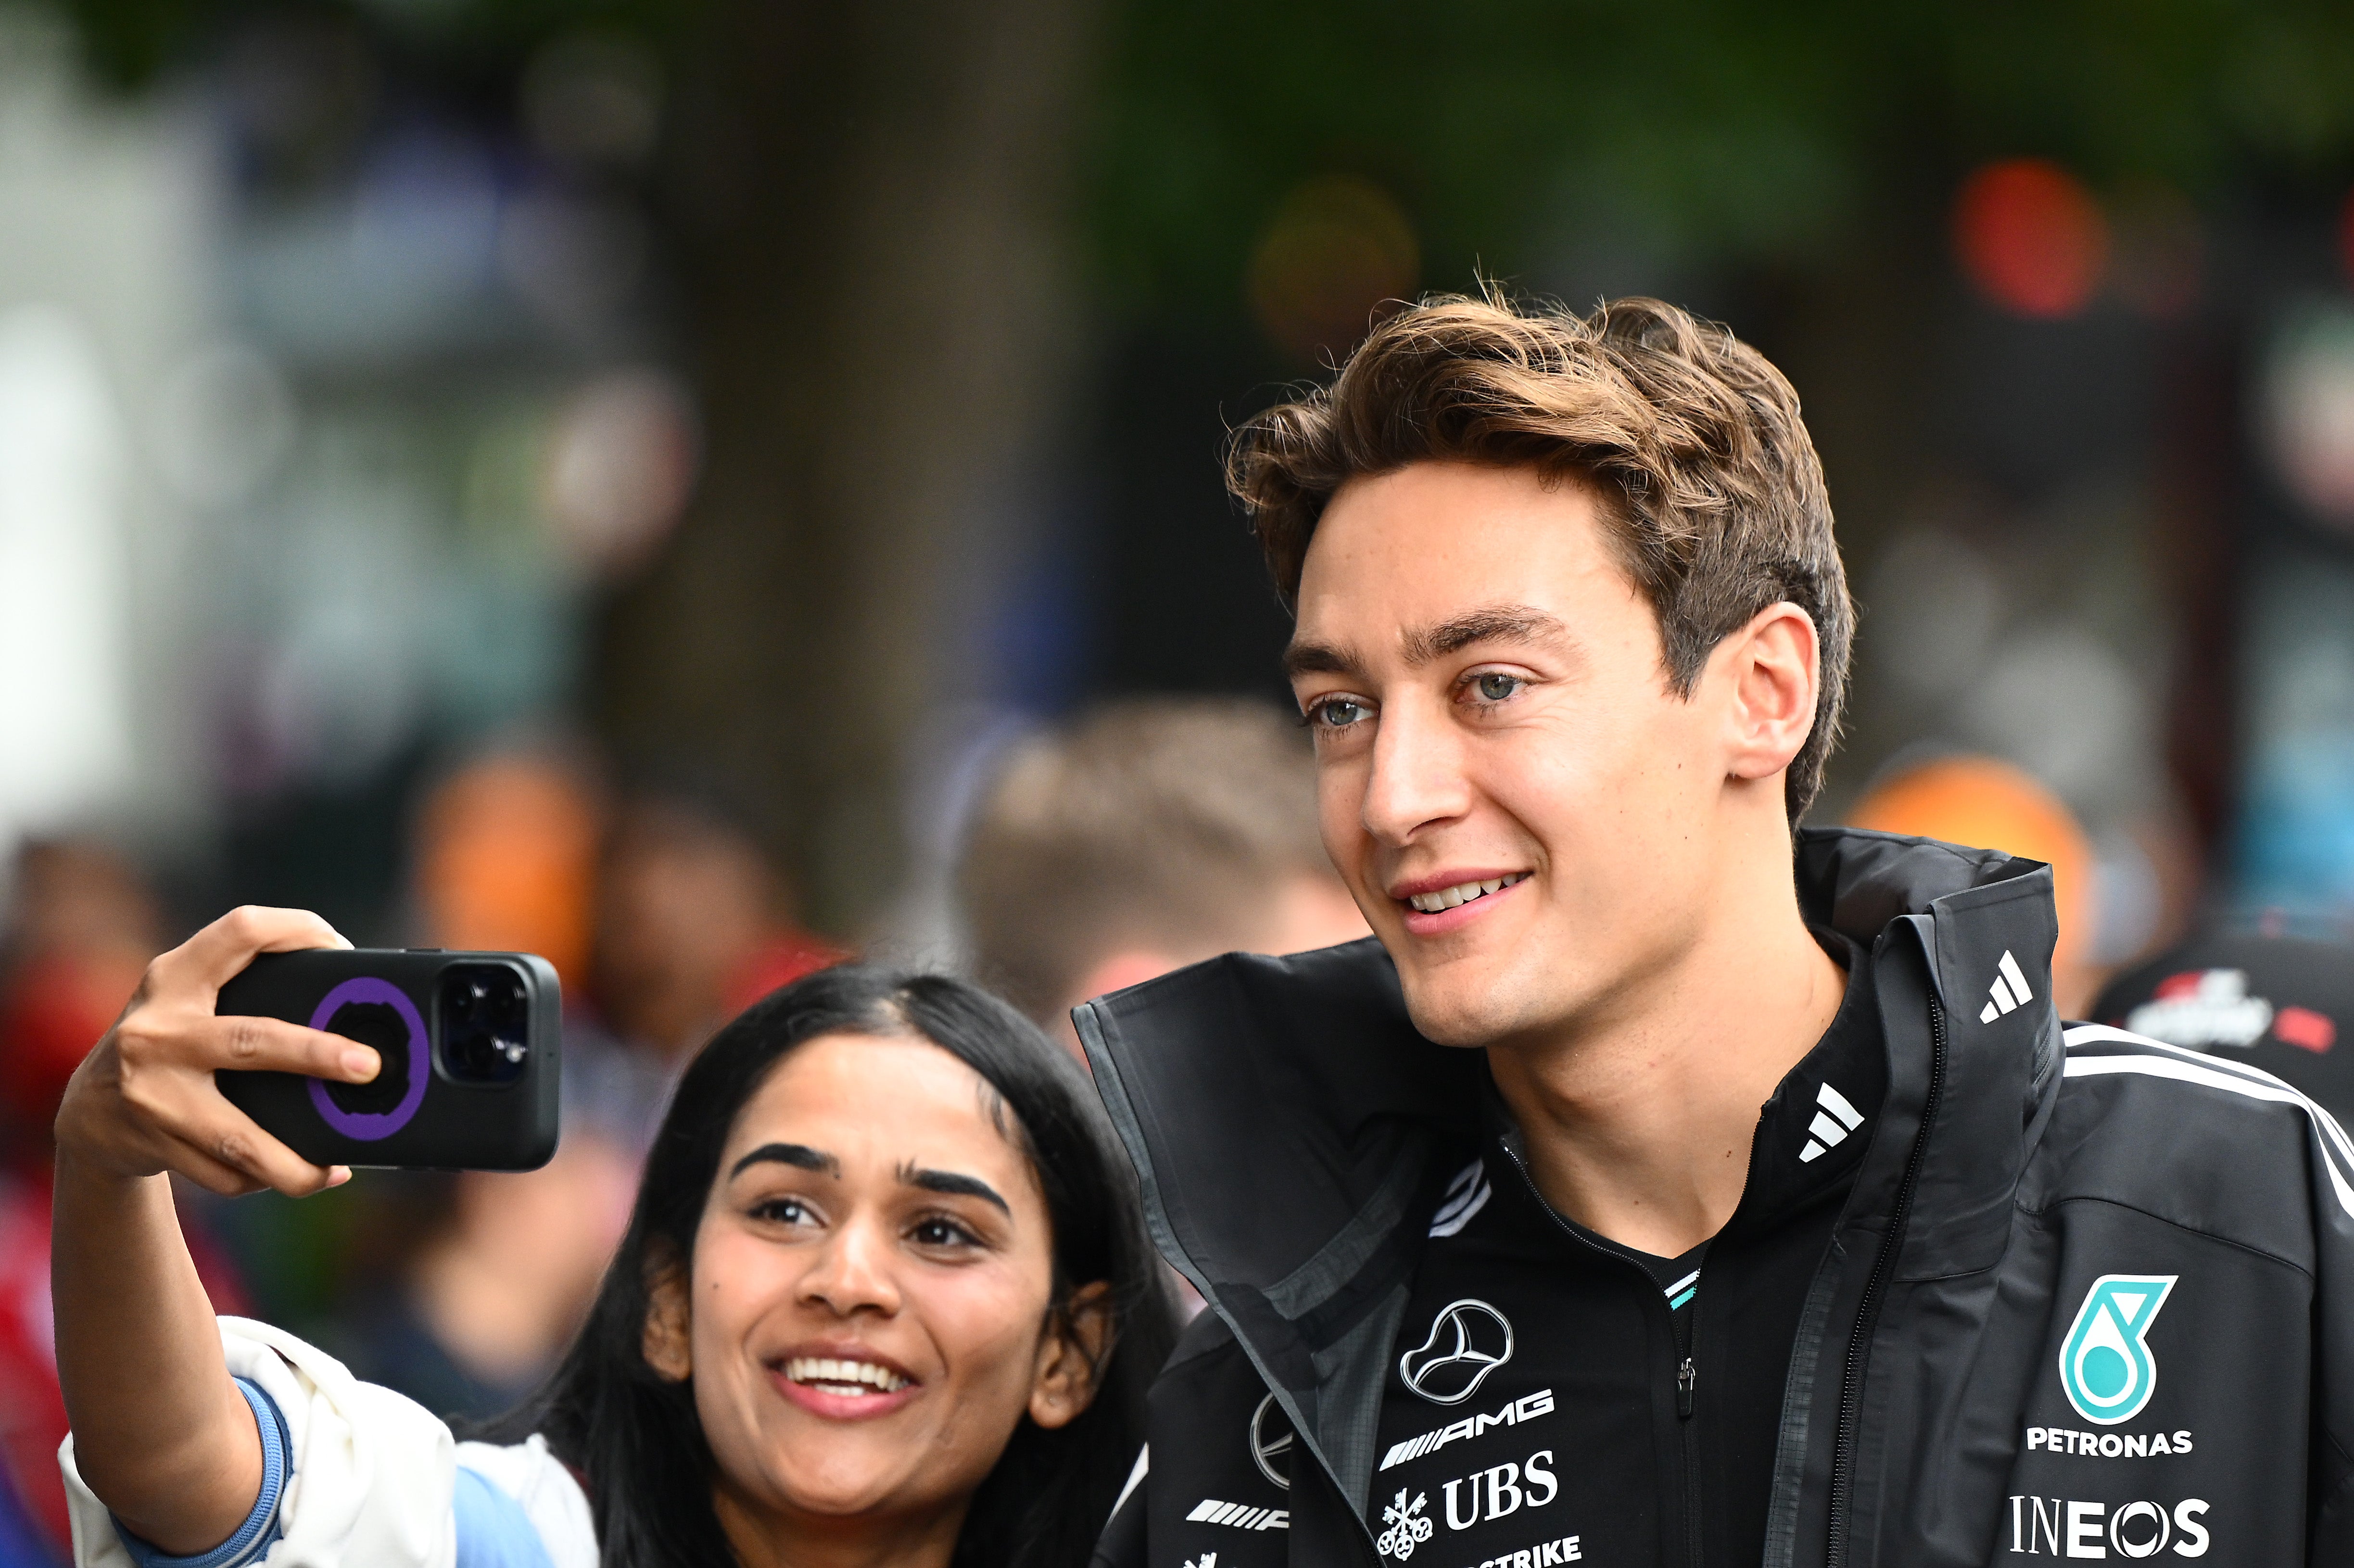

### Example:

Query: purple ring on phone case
xmin=306 ymin=978 xmax=429 ymax=1140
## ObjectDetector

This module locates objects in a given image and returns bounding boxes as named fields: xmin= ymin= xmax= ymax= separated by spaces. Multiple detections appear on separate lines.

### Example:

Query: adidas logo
xmin=1799 ymin=1081 xmax=1866 ymax=1163
xmin=1428 ymin=1159 xmax=1492 ymax=1239
xmin=1979 ymin=949 xmax=2035 ymax=1024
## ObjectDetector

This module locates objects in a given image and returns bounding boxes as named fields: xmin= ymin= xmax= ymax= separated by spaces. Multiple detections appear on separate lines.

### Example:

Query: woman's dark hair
xmin=481 ymin=964 xmax=1176 ymax=1567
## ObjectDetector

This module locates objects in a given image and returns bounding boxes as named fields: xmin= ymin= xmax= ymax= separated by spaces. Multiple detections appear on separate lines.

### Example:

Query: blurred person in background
xmin=1847 ymin=753 xmax=2104 ymax=1015
xmin=324 ymin=1153 xmax=635 ymax=1425
xmin=956 ymin=696 xmax=1368 ymax=1050
xmin=0 ymin=840 xmax=246 ymax=1562
xmin=2092 ymin=923 xmax=2354 ymax=1124
xmin=594 ymin=785 xmax=845 ymax=1078
xmin=411 ymin=751 xmax=602 ymax=998
xmin=324 ymin=753 xmax=636 ymax=1423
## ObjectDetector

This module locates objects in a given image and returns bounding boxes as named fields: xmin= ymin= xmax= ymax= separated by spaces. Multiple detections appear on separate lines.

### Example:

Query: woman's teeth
xmin=1407 ymin=873 xmax=1529 ymax=914
xmin=785 ymin=1356 xmax=909 ymax=1395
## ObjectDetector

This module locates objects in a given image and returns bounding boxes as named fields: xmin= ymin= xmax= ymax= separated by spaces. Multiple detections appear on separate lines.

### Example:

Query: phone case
xmin=215 ymin=949 xmax=561 ymax=1171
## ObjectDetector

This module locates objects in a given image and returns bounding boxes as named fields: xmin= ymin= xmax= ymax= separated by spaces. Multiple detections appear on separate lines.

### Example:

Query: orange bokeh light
xmin=1248 ymin=175 xmax=1419 ymax=364
xmin=1953 ymin=158 xmax=2110 ymax=319
xmin=416 ymin=754 xmax=602 ymax=990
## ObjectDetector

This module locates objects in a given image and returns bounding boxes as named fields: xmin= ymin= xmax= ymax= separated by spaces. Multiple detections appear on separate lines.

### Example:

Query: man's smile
xmin=1390 ymin=870 xmax=1532 ymax=935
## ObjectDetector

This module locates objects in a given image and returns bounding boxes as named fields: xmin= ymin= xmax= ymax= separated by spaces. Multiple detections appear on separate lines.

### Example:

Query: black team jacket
xmin=1081 ymin=829 xmax=2354 ymax=1567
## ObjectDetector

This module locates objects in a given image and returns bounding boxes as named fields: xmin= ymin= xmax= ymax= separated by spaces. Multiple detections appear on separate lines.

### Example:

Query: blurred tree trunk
xmin=596 ymin=0 xmax=1097 ymax=937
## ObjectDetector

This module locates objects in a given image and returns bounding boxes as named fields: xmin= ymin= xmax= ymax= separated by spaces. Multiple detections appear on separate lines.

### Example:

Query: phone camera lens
xmin=436 ymin=963 xmax=531 ymax=1086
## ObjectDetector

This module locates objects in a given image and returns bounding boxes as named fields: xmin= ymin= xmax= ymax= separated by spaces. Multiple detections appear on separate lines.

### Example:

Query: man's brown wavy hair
xmin=1225 ymin=291 xmax=1853 ymax=823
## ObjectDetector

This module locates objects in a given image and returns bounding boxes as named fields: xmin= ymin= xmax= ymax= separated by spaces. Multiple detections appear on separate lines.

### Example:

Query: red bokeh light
xmin=1953 ymin=158 xmax=2110 ymax=318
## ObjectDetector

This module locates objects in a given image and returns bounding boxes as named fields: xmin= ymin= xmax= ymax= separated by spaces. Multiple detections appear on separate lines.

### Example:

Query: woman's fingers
xmin=191 ymin=1014 xmax=379 ymax=1083
xmin=157 ymin=1134 xmax=271 ymax=1199
xmin=104 ymin=1044 xmax=340 ymax=1196
xmin=65 ymin=1047 xmax=335 ymax=1195
xmin=149 ymin=907 xmax=350 ymax=999
xmin=167 ymin=1111 xmax=340 ymax=1198
xmin=56 ymin=906 xmax=367 ymax=1194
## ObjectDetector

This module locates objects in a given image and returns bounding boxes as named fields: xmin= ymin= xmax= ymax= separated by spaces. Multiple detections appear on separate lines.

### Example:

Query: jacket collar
xmin=1075 ymin=827 xmax=2061 ymax=1522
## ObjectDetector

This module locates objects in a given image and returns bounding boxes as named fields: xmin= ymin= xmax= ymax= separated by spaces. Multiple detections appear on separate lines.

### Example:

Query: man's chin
xmin=1396 ymin=971 xmax=1527 ymax=1050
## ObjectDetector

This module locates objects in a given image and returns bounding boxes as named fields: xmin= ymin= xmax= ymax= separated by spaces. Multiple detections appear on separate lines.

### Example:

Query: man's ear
xmin=1028 ymin=1280 xmax=1114 ymax=1430
xmin=1717 ymin=601 xmax=1820 ymax=782
xmin=642 ymin=1245 xmax=693 ymax=1382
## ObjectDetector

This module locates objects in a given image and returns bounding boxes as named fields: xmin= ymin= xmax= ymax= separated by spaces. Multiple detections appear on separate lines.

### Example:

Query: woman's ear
xmin=642 ymin=1247 xmax=693 ymax=1382
xmin=1027 ymin=1281 xmax=1114 ymax=1430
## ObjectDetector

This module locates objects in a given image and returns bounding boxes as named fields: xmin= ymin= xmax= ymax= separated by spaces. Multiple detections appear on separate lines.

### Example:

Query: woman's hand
xmin=53 ymin=906 xmax=381 ymax=1553
xmin=56 ymin=905 xmax=379 ymax=1197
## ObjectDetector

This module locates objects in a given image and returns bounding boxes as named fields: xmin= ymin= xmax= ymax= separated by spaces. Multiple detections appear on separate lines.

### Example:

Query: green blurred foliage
xmin=49 ymin=0 xmax=2354 ymax=320
xmin=1085 ymin=0 xmax=2354 ymax=317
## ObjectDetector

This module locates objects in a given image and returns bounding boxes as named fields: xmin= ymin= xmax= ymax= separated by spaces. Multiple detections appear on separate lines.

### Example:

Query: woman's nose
xmin=797 ymin=1217 xmax=902 ymax=1317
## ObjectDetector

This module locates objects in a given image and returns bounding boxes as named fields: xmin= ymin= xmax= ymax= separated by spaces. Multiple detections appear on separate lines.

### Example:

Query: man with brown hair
xmin=959 ymin=696 xmax=1367 ymax=1048
xmin=1087 ymin=296 xmax=2354 ymax=1567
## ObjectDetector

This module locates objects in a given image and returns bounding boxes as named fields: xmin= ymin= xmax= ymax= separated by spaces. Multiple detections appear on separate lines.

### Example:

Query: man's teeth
xmin=1407 ymin=873 xmax=1529 ymax=914
xmin=785 ymin=1357 xmax=909 ymax=1394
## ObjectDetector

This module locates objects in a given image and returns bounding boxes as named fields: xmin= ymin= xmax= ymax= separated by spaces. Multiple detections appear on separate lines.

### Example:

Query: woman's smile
xmin=770 ymin=1341 xmax=922 ymax=1420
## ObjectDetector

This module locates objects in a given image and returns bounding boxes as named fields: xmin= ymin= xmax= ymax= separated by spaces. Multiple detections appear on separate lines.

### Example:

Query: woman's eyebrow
xmin=730 ymin=1142 xmax=839 ymax=1179
xmin=897 ymin=1162 xmax=1011 ymax=1215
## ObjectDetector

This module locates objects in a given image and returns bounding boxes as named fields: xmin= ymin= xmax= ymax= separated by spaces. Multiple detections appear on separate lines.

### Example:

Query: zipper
xmin=1498 ymin=1133 xmax=1706 ymax=1568
xmin=1676 ymin=1334 xmax=1702 ymax=1568
xmin=1822 ymin=992 xmax=1947 ymax=1568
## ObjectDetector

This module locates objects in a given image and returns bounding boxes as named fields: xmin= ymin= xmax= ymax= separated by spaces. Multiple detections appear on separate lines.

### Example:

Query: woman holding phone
xmin=50 ymin=907 xmax=1174 ymax=1568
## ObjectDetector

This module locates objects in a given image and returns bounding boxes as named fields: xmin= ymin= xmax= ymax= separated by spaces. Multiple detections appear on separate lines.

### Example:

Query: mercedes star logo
xmin=1249 ymin=1392 xmax=1294 ymax=1489
xmin=1397 ymin=1298 xmax=1514 ymax=1404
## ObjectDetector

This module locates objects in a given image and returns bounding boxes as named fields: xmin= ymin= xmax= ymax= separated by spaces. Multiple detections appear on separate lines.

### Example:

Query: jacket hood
xmin=1074 ymin=826 xmax=2062 ymax=1525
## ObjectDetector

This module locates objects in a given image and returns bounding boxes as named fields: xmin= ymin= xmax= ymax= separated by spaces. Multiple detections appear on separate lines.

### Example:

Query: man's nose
xmin=799 ymin=1217 xmax=903 ymax=1317
xmin=1360 ymin=697 xmax=1472 ymax=846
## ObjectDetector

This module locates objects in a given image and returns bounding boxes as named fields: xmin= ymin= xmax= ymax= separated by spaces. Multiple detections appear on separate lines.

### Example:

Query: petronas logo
xmin=2058 ymin=1275 xmax=2177 ymax=1426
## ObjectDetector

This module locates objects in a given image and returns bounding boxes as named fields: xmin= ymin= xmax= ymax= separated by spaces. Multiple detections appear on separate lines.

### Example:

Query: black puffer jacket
xmin=1081 ymin=829 xmax=2354 ymax=1567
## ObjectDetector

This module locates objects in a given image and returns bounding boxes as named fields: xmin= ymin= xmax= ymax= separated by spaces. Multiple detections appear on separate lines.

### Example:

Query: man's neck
xmin=1483 ymin=873 xmax=1847 ymax=1259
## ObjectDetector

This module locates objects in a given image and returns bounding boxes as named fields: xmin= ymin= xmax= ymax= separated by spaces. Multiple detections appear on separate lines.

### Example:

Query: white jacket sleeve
xmin=59 ymin=1316 xmax=460 ymax=1568
xmin=450 ymin=1438 xmax=596 ymax=1568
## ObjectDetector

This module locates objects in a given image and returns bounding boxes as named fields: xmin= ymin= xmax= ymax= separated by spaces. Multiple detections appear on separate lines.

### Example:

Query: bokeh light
xmin=1952 ymin=158 xmax=2109 ymax=318
xmin=1247 ymin=174 xmax=1418 ymax=364
xmin=2260 ymin=303 xmax=2354 ymax=531
xmin=1848 ymin=754 xmax=2098 ymax=986
xmin=415 ymin=754 xmax=602 ymax=990
xmin=540 ymin=367 xmax=698 ymax=579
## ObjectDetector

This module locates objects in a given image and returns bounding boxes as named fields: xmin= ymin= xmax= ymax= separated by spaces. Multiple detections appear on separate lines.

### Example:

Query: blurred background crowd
xmin=8 ymin=0 xmax=2354 ymax=1559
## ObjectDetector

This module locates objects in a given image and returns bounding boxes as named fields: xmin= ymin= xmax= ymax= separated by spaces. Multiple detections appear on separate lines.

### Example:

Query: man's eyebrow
xmin=729 ymin=1142 xmax=838 ymax=1180
xmin=1403 ymin=605 xmax=1572 ymax=667
xmin=1281 ymin=638 xmax=1363 ymax=680
xmin=898 ymin=1163 xmax=1012 ymax=1215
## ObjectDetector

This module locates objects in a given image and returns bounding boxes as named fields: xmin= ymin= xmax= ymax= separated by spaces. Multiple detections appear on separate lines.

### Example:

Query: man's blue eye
xmin=1316 ymin=699 xmax=1367 ymax=727
xmin=1476 ymin=673 xmax=1520 ymax=702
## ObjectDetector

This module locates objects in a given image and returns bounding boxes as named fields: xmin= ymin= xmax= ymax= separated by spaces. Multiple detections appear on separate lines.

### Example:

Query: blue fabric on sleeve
xmin=112 ymin=1378 xmax=287 ymax=1568
xmin=451 ymin=1468 xmax=554 ymax=1568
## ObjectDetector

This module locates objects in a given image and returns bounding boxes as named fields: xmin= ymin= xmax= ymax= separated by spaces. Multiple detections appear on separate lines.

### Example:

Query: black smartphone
xmin=215 ymin=949 xmax=560 ymax=1171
